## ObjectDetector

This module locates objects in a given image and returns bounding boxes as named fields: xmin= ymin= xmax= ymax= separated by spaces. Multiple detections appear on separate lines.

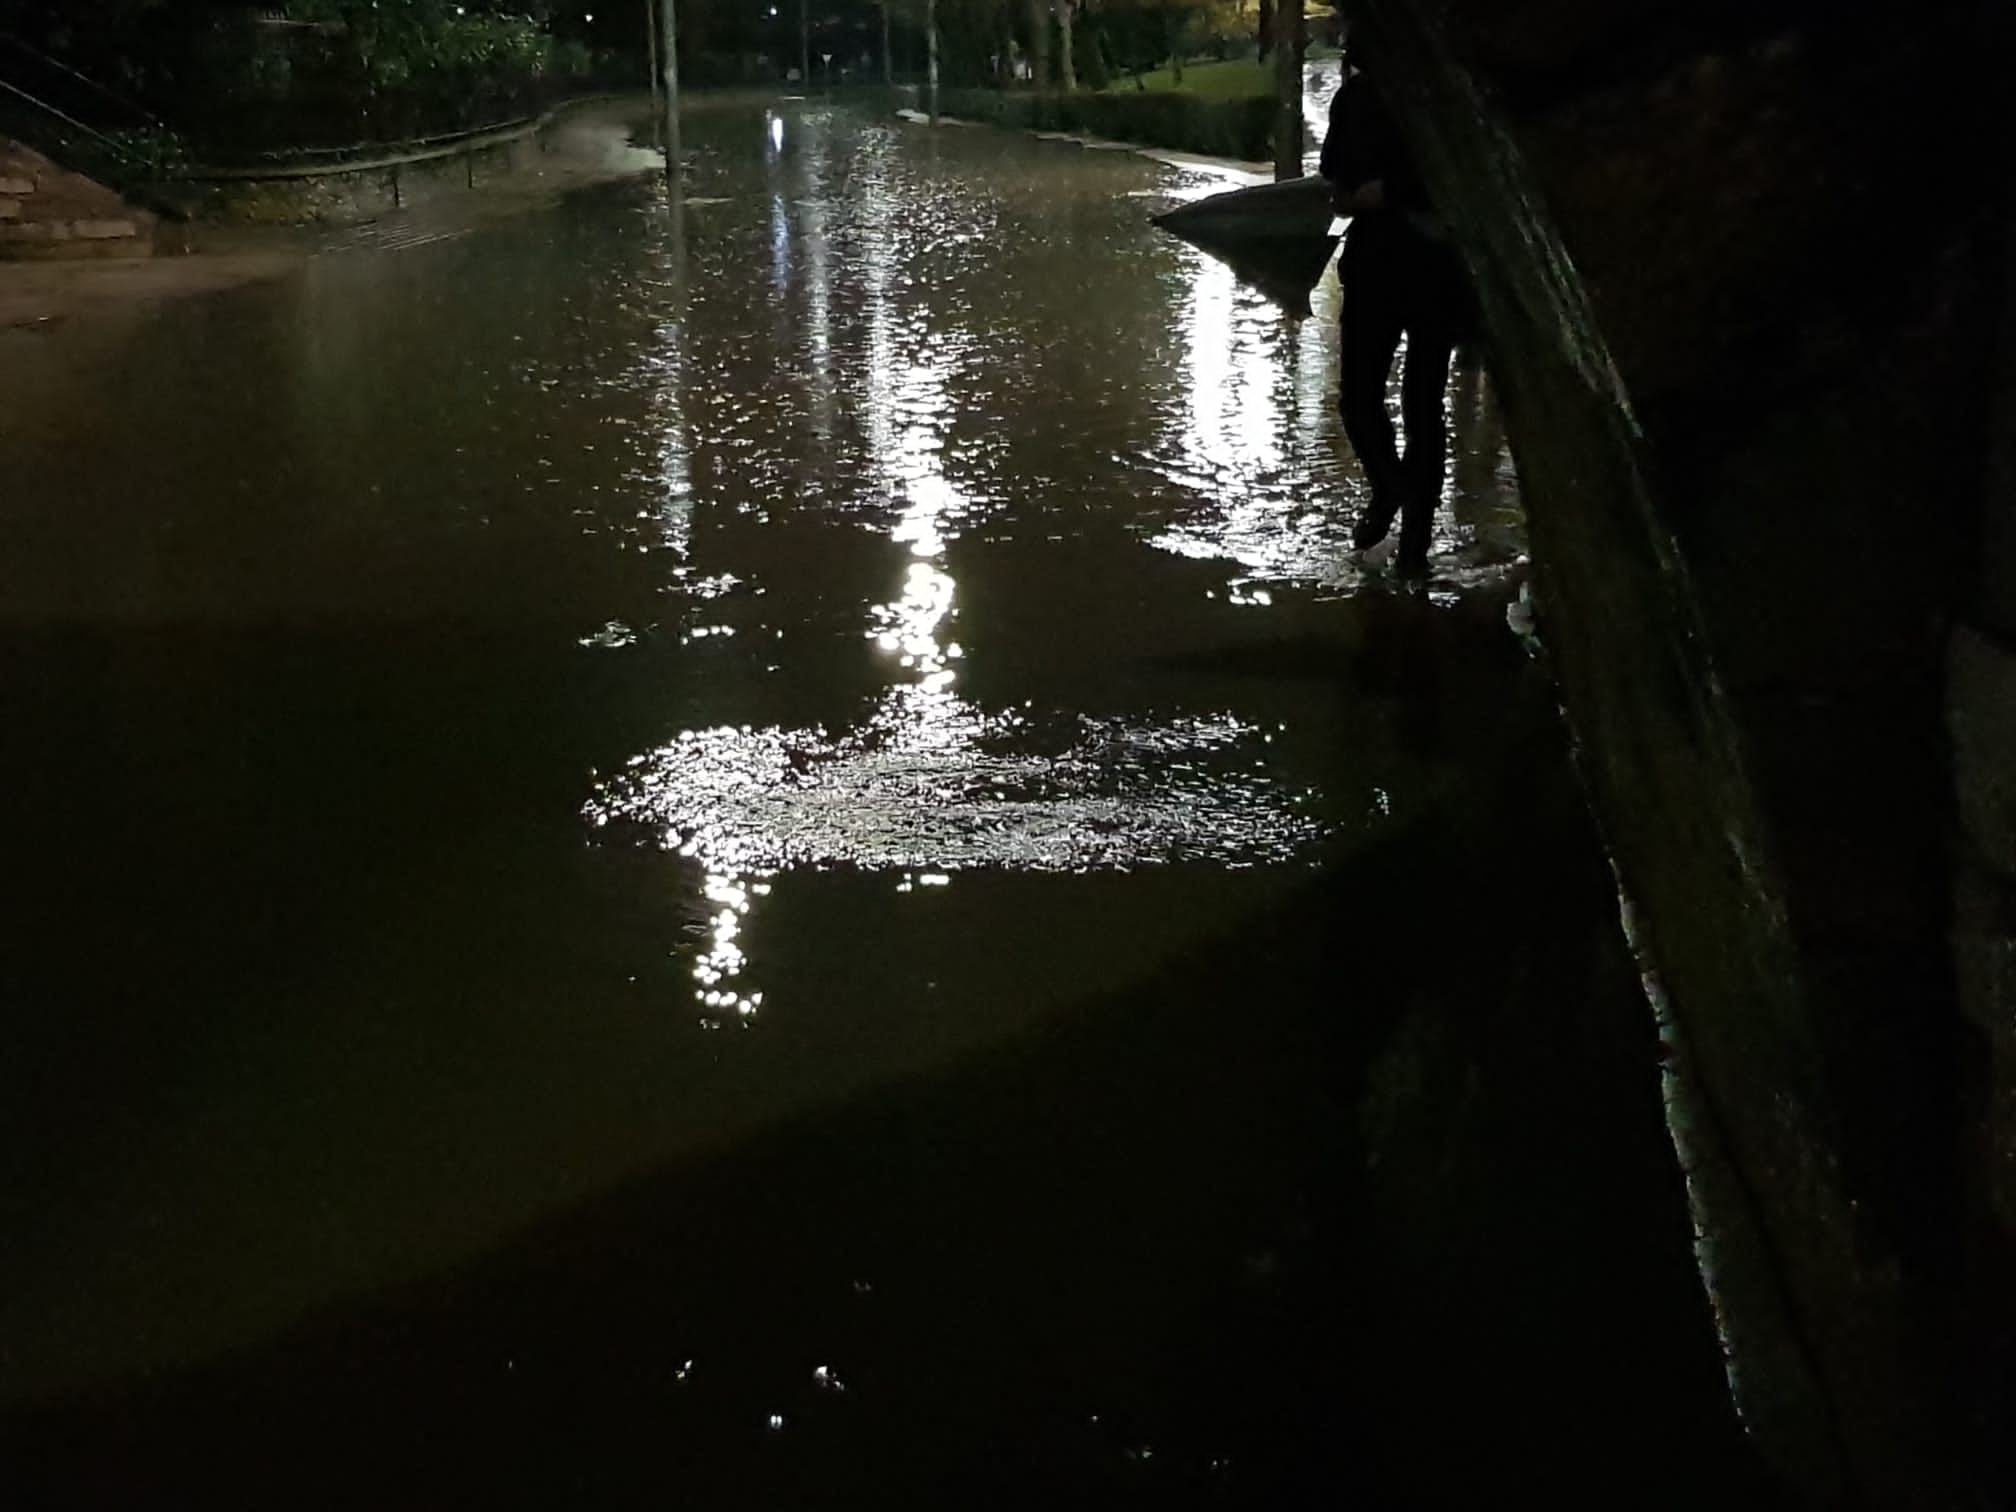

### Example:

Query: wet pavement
xmin=2 ymin=100 xmax=1764 ymax=1505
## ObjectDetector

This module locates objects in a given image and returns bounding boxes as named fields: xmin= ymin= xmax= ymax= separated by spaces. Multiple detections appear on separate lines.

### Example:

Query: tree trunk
xmin=1056 ymin=0 xmax=1076 ymax=91
xmin=881 ymin=0 xmax=893 ymax=86
xmin=1028 ymin=0 xmax=1050 ymax=90
xmin=926 ymin=0 xmax=939 ymax=121
xmin=1257 ymin=0 xmax=1274 ymax=61
xmin=1271 ymin=0 xmax=1303 ymax=180
xmin=799 ymin=0 xmax=810 ymax=84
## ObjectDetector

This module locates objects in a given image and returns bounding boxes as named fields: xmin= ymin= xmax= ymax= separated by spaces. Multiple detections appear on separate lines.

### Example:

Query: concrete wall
xmin=1351 ymin=0 xmax=2010 ymax=1501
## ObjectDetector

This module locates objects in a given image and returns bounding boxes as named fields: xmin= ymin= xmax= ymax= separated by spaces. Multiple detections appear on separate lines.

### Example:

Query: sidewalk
xmin=0 ymin=97 xmax=665 ymax=330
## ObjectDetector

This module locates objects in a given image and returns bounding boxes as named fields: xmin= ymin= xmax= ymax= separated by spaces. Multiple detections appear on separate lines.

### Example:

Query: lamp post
xmin=657 ymin=0 xmax=680 ymax=184
xmin=644 ymin=0 xmax=661 ymax=150
xmin=926 ymin=0 xmax=939 ymax=122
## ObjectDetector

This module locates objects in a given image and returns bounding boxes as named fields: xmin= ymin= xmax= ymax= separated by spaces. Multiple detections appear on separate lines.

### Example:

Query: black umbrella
xmin=1152 ymin=175 xmax=1341 ymax=318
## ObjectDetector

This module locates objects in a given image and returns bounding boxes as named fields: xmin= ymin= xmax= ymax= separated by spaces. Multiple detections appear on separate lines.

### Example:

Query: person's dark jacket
xmin=1319 ymin=67 xmax=1433 ymax=217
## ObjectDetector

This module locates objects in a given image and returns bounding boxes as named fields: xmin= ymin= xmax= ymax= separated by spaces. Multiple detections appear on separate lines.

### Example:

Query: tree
xmin=1025 ymin=0 xmax=1049 ymax=88
xmin=1270 ymin=0 xmax=1300 ymax=178
xmin=1081 ymin=0 xmax=1234 ymax=87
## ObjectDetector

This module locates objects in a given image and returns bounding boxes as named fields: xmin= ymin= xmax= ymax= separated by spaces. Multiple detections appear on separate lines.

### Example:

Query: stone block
xmin=0 ymin=176 xmax=33 ymax=196
xmin=0 ymin=198 xmax=19 ymax=219
xmin=1951 ymin=625 xmax=2016 ymax=881
xmin=70 ymin=219 xmax=139 ymax=240
xmin=0 ymin=231 xmax=152 ymax=260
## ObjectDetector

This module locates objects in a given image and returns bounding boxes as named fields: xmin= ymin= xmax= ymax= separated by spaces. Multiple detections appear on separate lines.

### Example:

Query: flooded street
xmin=2 ymin=100 xmax=1757 ymax=1504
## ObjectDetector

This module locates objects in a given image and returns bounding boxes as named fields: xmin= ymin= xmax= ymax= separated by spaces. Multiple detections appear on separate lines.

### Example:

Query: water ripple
xmin=585 ymin=707 xmax=1325 ymax=876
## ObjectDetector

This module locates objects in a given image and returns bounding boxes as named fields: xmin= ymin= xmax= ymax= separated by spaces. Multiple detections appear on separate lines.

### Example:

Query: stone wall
xmin=1351 ymin=0 xmax=2009 ymax=1501
xmin=170 ymin=131 xmax=548 ymax=227
xmin=1956 ymin=15 xmax=2016 ymax=1467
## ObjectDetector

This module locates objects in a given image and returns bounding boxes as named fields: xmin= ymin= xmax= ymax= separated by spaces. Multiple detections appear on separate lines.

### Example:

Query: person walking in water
xmin=1321 ymin=44 xmax=1471 ymax=577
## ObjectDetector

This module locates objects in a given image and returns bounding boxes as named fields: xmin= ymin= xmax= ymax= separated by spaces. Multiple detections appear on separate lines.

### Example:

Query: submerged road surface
xmin=1 ymin=100 xmax=1764 ymax=1505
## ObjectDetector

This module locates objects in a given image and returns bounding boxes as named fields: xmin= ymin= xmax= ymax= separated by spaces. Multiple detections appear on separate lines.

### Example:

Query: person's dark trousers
xmin=1338 ymin=214 xmax=1466 ymax=567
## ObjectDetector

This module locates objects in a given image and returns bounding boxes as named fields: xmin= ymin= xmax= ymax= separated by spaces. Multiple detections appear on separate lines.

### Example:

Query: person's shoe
xmin=1352 ymin=491 xmax=1400 ymax=552
xmin=1395 ymin=488 xmax=1435 ymax=577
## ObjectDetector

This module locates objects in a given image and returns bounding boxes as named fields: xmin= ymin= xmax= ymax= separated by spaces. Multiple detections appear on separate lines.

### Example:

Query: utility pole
xmin=1272 ymin=0 xmax=1304 ymax=180
xmin=881 ymin=0 xmax=893 ymax=88
xmin=926 ymin=0 xmax=939 ymax=122
xmin=644 ymin=0 xmax=662 ymax=150
xmin=800 ymin=0 xmax=811 ymax=85
xmin=658 ymin=0 xmax=680 ymax=186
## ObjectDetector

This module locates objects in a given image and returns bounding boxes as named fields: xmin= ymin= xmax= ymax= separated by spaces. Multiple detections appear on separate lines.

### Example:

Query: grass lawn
xmin=1105 ymin=45 xmax=1342 ymax=98
xmin=1105 ymin=57 xmax=1271 ymax=98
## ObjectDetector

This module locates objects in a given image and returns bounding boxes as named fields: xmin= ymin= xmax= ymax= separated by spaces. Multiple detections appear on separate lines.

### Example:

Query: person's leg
xmin=1339 ymin=221 xmax=1407 ymax=549
xmin=1391 ymin=234 xmax=1471 ymax=574
xmin=1395 ymin=326 xmax=1454 ymax=573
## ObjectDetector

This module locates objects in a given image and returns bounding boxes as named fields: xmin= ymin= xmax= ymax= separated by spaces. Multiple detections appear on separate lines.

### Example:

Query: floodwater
xmin=1 ymin=100 xmax=1763 ymax=1505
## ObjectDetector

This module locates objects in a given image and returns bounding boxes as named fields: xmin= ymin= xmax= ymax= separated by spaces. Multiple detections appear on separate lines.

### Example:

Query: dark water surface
xmin=2 ymin=101 xmax=1762 ymax=1504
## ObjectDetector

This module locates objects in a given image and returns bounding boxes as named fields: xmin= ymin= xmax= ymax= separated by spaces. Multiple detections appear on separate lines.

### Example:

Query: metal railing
xmin=0 ymin=75 xmax=130 ymax=159
xmin=0 ymin=26 xmax=652 ymax=214
xmin=0 ymin=29 xmax=162 ymax=129
xmin=0 ymin=31 xmax=182 ymax=200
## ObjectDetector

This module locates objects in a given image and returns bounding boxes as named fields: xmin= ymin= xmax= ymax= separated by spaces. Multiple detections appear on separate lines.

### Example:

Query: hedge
xmin=932 ymin=87 xmax=1274 ymax=163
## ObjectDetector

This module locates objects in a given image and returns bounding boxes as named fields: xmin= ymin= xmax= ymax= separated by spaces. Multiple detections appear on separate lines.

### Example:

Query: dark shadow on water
xmin=1160 ymin=231 xmax=1340 ymax=319
xmin=3 ymin=606 xmax=1776 ymax=1510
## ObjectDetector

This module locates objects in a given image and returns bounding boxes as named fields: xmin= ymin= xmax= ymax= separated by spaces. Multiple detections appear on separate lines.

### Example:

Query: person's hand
xmin=1344 ymin=179 xmax=1386 ymax=212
